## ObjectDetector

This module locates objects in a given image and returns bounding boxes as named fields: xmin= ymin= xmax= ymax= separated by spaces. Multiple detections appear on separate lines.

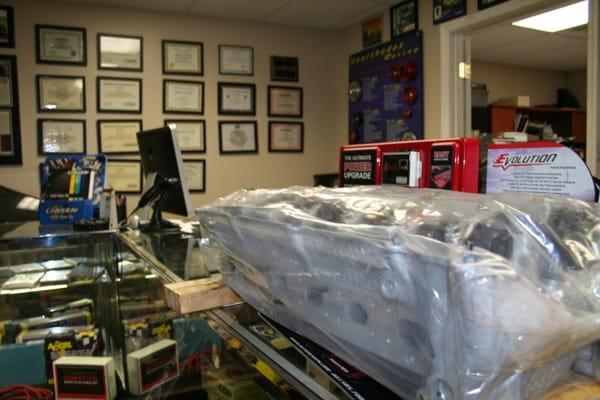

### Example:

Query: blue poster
xmin=348 ymin=31 xmax=423 ymax=144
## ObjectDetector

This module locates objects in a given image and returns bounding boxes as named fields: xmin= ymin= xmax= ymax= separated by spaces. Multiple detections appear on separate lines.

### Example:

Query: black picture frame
xmin=270 ymin=56 xmax=299 ymax=82
xmin=268 ymin=85 xmax=303 ymax=118
xmin=218 ymin=82 xmax=256 ymax=116
xmin=0 ymin=55 xmax=20 ymax=165
xmin=391 ymin=0 xmax=418 ymax=38
xmin=433 ymin=0 xmax=466 ymax=25
xmin=218 ymin=121 xmax=258 ymax=154
xmin=97 ymin=33 xmax=143 ymax=72
xmin=218 ymin=44 xmax=254 ymax=76
xmin=268 ymin=121 xmax=304 ymax=153
xmin=35 ymin=24 xmax=87 ymax=66
xmin=97 ymin=119 xmax=142 ymax=155
xmin=37 ymin=119 xmax=86 ymax=155
xmin=106 ymin=159 xmax=142 ymax=194
xmin=0 ymin=6 xmax=15 ymax=48
xmin=96 ymin=76 xmax=142 ymax=114
xmin=477 ymin=0 xmax=509 ymax=10
xmin=182 ymin=159 xmax=206 ymax=193
xmin=163 ymin=79 xmax=204 ymax=114
xmin=162 ymin=40 xmax=204 ymax=76
xmin=164 ymin=119 xmax=206 ymax=153
xmin=36 ymin=75 xmax=86 ymax=113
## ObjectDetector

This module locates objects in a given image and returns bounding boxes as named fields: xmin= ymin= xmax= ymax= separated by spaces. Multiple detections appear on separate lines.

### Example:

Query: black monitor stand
xmin=138 ymin=174 xmax=181 ymax=233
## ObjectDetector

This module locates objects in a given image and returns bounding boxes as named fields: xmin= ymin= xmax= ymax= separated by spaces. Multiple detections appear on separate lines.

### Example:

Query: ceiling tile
xmin=188 ymin=0 xmax=289 ymax=20
xmin=99 ymin=0 xmax=195 ymax=13
xmin=472 ymin=23 xmax=587 ymax=71
xmin=264 ymin=0 xmax=383 ymax=29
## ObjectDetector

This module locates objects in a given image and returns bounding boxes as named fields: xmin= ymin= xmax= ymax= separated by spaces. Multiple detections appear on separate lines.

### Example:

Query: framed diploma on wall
xmin=183 ymin=159 xmax=205 ymax=192
xmin=163 ymin=80 xmax=204 ymax=114
xmin=37 ymin=119 xmax=86 ymax=155
xmin=98 ymin=33 xmax=143 ymax=71
xmin=269 ymin=121 xmax=303 ymax=153
xmin=162 ymin=40 xmax=203 ymax=75
xmin=97 ymin=77 xmax=142 ymax=113
xmin=165 ymin=119 xmax=205 ymax=153
xmin=37 ymin=75 xmax=85 ymax=112
xmin=97 ymin=119 xmax=142 ymax=154
xmin=0 ymin=55 xmax=21 ymax=165
xmin=218 ymin=82 xmax=255 ymax=115
xmin=219 ymin=121 xmax=258 ymax=154
xmin=219 ymin=45 xmax=253 ymax=76
xmin=0 ymin=6 xmax=15 ymax=48
xmin=391 ymin=0 xmax=418 ymax=38
xmin=36 ymin=25 xmax=86 ymax=65
xmin=268 ymin=85 xmax=302 ymax=118
xmin=106 ymin=159 xmax=142 ymax=193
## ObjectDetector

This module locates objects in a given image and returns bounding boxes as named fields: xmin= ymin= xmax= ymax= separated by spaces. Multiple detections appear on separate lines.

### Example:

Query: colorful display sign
xmin=486 ymin=142 xmax=596 ymax=201
xmin=348 ymin=31 xmax=423 ymax=144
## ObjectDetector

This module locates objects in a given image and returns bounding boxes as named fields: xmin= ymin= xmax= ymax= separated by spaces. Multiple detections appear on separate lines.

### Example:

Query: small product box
xmin=127 ymin=339 xmax=179 ymax=395
xmin=53 ymin=356 xmax=116 ymax=400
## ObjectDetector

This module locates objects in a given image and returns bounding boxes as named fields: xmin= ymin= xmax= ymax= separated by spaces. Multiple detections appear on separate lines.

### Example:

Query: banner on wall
xmin=486 ymin=142 xmax=596 ymax=201
xmin=348 ymin=31 xmax=423 ymax=144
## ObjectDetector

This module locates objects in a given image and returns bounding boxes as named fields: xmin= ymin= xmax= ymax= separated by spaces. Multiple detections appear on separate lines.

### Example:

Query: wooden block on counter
xmin=164 ymin=274 xmax=242 ymax=314
xmin=539 ymin=380 xmax=600 ymax=400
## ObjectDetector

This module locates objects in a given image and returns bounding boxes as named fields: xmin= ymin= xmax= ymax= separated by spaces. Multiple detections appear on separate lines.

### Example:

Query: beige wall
xmin=471 ymin=61 xmax=568 ymax=105
xmin=0 ymin=0 xmax=343 ymax=209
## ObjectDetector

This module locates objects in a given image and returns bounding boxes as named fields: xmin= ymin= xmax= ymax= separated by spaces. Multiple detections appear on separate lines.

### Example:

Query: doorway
xmin=439 ymin=0 xmax=599 ymax=173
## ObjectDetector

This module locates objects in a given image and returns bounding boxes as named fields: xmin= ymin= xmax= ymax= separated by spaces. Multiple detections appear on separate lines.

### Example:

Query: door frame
xmin=439 ymin=0 xmax=599 ymax=173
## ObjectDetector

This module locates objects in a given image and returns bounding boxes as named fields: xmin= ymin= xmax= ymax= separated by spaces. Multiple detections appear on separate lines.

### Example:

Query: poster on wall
xmin=486 ymin=142 xmax=596 ymax=202
xmin=433 ymin=0 xmax=466 ymax=25
xmin=361 ymin=16 xmax=383 ymax=48
xmin=348 ymin=31 xmax=423 ymax=144
xmin=478 ymin=0 xmax=509 ymax=10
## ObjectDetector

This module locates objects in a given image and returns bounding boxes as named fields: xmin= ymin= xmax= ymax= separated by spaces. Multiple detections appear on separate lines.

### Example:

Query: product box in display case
xmin=39 ymin=155 xmax=106 ymax=225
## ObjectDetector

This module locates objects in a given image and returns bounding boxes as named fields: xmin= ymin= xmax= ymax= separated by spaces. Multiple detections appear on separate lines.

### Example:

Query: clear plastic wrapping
xmin=197 ymin=186 xmax=600 ymax=399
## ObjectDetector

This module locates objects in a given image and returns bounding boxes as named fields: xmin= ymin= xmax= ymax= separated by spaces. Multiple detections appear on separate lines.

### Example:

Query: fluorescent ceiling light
xmin=512 ymin=1 xmax=588 ymax=33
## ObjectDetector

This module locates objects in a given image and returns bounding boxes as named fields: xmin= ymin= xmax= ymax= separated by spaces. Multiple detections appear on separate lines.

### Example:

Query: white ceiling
xmin=51 ymin=0 xmax=397 ymax=30
xmin=471 ymin=23 xmax=587 ymax=71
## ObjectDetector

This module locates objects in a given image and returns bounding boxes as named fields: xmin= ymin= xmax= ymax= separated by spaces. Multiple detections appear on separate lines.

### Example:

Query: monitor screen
xmin=136 ymin=126 xmax=192 ymax=218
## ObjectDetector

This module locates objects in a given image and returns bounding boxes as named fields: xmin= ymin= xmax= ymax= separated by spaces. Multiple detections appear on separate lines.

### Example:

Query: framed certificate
xmin=98 ymin=33 xmax=143 ymax=71
xmin=163 ymin=80 xmax=204 ymax=114
xmin=162 ymin=40 xmax=203 ymax=75
xmin=37 ymin=75 xmax=85 ymax=112
xmin=38 ymin=119 xmax=86 ymax=155
xmin=183 ymin=159 xmax=205 ymax=192
xmin=218 ymin=82 xmax=255 ymax=115
xmin=269 ymin=122 xmax=303 ymax=153
xmin=97 ymin=119 xmax=142 ymax=154
xmin=0 ymin=55 xmax=20 ymax=165
xmin=0 ymin=6 xmax=15 ymax=48
xmin=219 ymin=45 xmax=253 ymax=75
xmin=219 ymin=121 xmax=258 ymax=154
xmin=165 ymin=119 xmax=205 ymax=153
xmin=270 ymin=56 xmax=299 ymax=82
xmin=107 ymin=160 xmax=142 ymax=193
xmin=36 ymin=25 xmax=86 ymax=65
xmin=433 ymin=0 xmax=466 ymax=24
xmin=268 ymin=86 xmax=302 ymax=118
xmin=478 ymin=0 xmax=509 ymax=10
xmin=391 ymin=0 xmax=418 ymax=38
xmin=97 ymin=77 xmax=142 ymax=113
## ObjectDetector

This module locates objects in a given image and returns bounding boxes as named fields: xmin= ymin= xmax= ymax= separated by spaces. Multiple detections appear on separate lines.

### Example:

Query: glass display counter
xmin=0 ymin=223 xmax=373 ymax=399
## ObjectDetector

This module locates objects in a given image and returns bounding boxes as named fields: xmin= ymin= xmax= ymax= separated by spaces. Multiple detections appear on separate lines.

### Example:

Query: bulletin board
xmin=348 ymin=31 xmax=423 ymax=144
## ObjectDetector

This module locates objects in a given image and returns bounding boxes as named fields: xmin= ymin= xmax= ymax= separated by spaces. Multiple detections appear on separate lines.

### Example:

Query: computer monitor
xmin=136 ymin=126 xmax=192 ymax=231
